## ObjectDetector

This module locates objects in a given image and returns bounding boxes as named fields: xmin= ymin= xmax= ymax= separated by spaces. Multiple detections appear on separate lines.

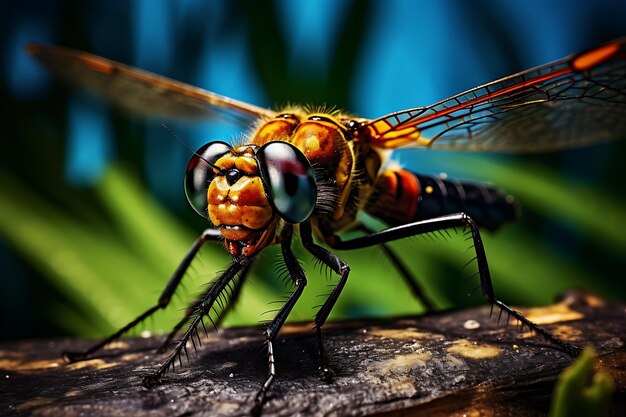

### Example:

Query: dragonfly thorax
xmin=253 ymin=112 xmax=356 ymax=221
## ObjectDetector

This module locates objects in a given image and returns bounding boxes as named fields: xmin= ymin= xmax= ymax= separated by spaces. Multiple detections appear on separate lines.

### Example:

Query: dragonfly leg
xmin=300 ymin=222 xmax=350 ymax=382
xmin=360 ymin=224 xmax=436 ymax=311
xmin=157 ymin=259 xmax=253 ymax=353
xmin=252 ymin=225 xmax=307 ymax=416
xmin=142 ymin=255 xmax=253 ymax=388
xmin=331 ymin=213 xmax=582 ymax=357
xmin=62 ymin=229 xmax=222 ymax=362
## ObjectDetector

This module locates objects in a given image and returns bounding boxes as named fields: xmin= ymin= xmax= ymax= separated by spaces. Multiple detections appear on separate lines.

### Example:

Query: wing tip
xmin=572 ymin=41 xmax=622 ymax=71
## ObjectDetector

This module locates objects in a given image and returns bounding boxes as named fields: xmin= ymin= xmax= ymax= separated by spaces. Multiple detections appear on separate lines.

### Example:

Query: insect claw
xmin=142 ymin=374 xmax=162 ymax=389
xmin=564 ymin=344 xmax=583 ymax=357
xmin=250 ymin=398 xmax=264 ymax=417
xmin=62 ymin=350 xmax=87 ymax=363
xmin=318 ymin=365 xmax=335 ymax=383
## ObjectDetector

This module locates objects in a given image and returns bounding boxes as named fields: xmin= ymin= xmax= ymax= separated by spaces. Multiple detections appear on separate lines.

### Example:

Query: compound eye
xmin=257 ymin=141 xmax=317 ymax=223
xmin=184 ymin=141 xmax=231 ymax=217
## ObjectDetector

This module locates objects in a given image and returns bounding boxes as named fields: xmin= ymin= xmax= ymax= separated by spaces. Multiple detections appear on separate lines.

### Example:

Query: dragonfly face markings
xmin=193 ymin=139 xmax=319 ymax=257
xmin=28 ymin=38 xmax=626 ymax=415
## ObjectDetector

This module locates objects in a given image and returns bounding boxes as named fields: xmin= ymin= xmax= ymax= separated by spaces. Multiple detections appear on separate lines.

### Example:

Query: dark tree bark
xmin=1 ymin=290 xmax=624 ymax=417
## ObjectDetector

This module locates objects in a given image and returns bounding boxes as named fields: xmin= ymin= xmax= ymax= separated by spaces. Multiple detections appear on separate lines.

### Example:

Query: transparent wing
xmin=366 ymin=38 xmax=626 ymax=152
xmin=27 ymin=44 xmax=276 ymax=125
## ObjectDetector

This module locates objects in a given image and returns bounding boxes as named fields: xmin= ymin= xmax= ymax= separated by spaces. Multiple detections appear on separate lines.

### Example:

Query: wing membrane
xmin=366 ymin=38 xmax=626 ymax=152
xmin=27 ymin=44 xmax=276 ymax=125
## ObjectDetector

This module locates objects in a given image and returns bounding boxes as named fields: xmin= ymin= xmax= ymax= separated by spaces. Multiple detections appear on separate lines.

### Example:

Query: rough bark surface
xmin=1 ymin=290 xmax=625 ymax=417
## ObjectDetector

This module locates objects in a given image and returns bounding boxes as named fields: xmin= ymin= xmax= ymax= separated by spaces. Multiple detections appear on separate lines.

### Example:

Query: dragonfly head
xmin=185 ymin=141 xmax=317 ymax=256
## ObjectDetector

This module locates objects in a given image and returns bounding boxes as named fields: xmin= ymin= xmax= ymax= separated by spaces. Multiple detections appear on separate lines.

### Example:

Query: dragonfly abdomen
xmin=366 ymin=169 xmax=518 ymax=231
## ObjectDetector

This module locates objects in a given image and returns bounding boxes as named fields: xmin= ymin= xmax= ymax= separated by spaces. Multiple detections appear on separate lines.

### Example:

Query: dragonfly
xmin=28 ymin=38 xmax=626 ymax=414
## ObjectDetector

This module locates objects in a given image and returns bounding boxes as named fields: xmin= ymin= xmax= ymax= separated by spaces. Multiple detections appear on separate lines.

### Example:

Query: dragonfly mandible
xmin=28 ymin=38 xmax=626 ymax=414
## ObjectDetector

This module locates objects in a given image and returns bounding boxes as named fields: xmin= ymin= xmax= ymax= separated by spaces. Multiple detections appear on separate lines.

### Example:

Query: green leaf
xmin=549 ymin=347 xmax=615 ymax=417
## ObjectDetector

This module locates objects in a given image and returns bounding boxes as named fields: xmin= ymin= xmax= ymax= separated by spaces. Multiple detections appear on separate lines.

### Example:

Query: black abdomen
xmin=365 ymin=169 xmax=518 ymax=231
xmin=413 ymin=173 xmax=518 ymax=231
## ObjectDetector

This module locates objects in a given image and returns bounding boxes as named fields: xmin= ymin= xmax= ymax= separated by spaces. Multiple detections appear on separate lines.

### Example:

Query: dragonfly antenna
xmin=162 ymin=124 xmax=225 ymax=174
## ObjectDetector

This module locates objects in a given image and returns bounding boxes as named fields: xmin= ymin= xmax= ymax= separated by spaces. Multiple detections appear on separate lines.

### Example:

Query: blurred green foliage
xmin=549 ymin=347 xmax=615 ymax=417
